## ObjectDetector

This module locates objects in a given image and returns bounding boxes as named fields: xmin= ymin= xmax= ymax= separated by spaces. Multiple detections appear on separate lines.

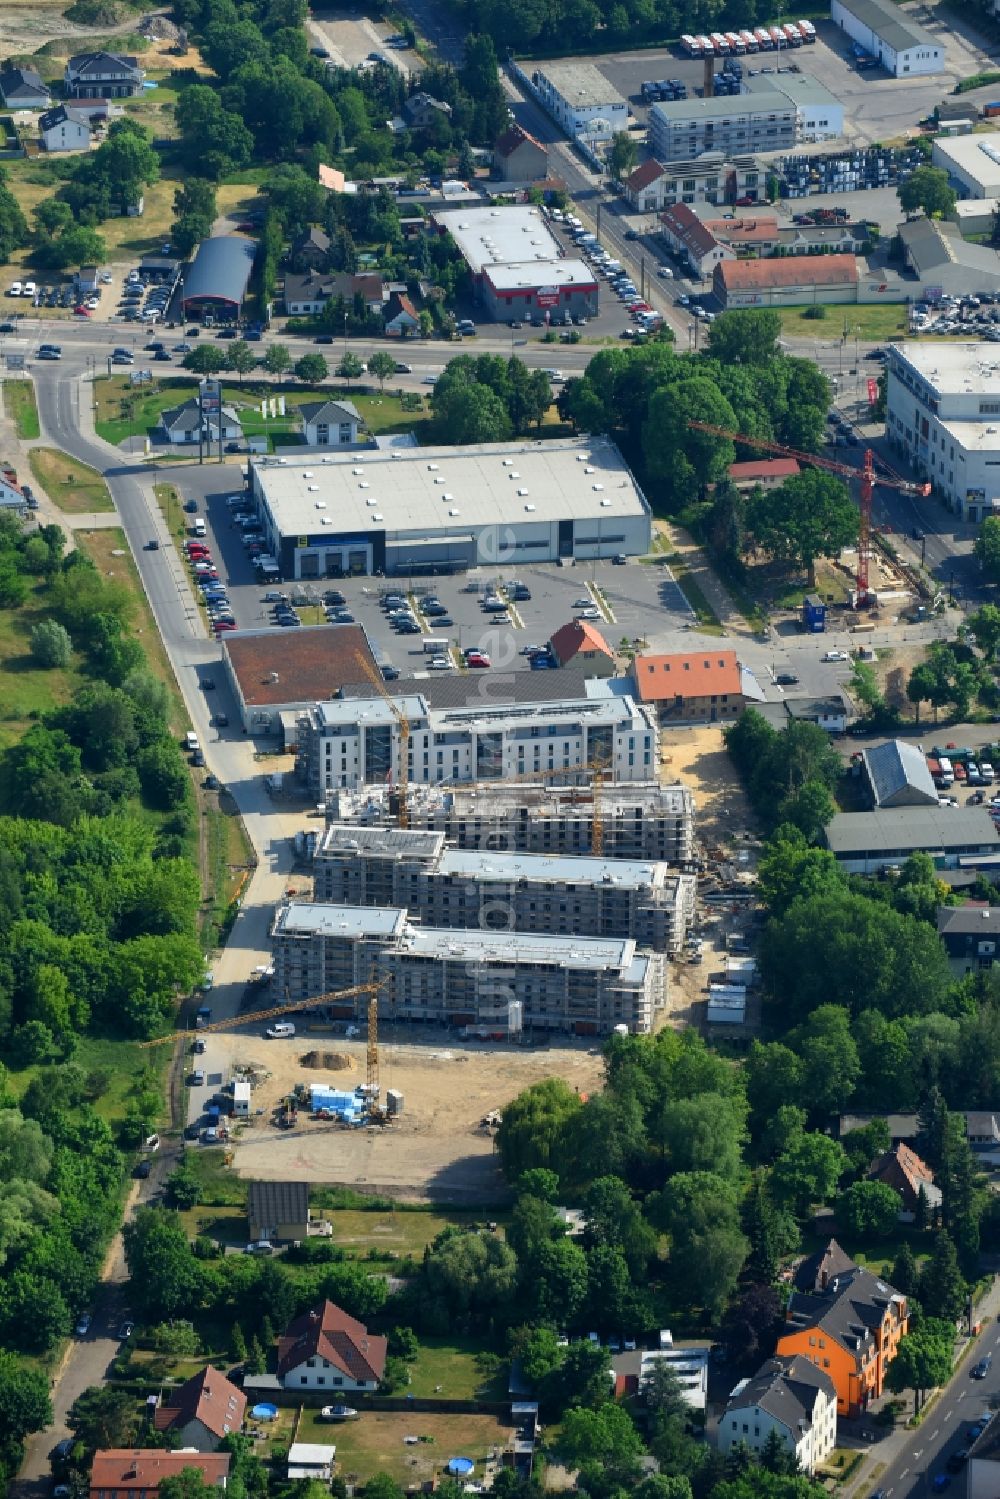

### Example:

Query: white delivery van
xmin=192 ymin=518 xmax=207 ymax=537
xmin=265 ymin=1021 xmax=296 ymax=1038
xmin=185 ymin=731 xmax=200 ymax=753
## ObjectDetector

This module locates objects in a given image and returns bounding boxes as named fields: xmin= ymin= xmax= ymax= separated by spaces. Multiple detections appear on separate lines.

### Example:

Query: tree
xmin=497 ymin=1078 xmax=581 ymax=1181
xmin=0 ymin=1351 xmax=52 ymax=1458
xmin=965 ymin=603 xmax=1000 ymax=661
xmin=653 ymin=1172 xmax=748 ymax=1318
xmin=264 ymin=343 xmax=291 ymax=376
xmin=540 ymin=1338 xmax=611 ymax=1413
xmin=68 ymin=1385 xmax=138 ymax=1453
xmin=708 ymin=310 xmax=781 ymax=366
xmin=29 ymin=620 xmax=72 ymax=669
xmin=172 ymin=178 xmax=217 ymax=258
xmin=884 ymin=1326 xmax=953 ymax=1413
xmin=558 ymin=1401 xmax=644 ymax=1471
xmin=898 ymin=166 xmax=956 ymax=220
xmin=183 ymin=346 xmax=224 ymax=375
xmin=166 ymin=1166 xmax=202 ymax=1210
xmin=334 ymin=352 xmax=362 ymax=384
xmin=771 ymin=1133 xmax=846 ymax=1217
xmin=295 ymin=353 xmax=330 ymax=384
xmin=608 ymin=131 xmax=638 ymax=181
xmin=789 ymin=1004 xmax=861 ymax=1120
xmin=38 ymin=225 xmax=106 ymax=271
xmin=836 ymin=1180 xmax=901 ymax=1240
xmin=158 ymin=1471 xmax=224 ymax=1499
xmin=123 ymin=1208 xmax=203 ymax=1321
xmin=224 ymin=340 xmax=256 ymax=384
xmin=368 ymin=351 xmax=397 ymax=391
xmin=918 ymin=1230 xmax=967 ymax=1321
xmin=748 ymin=469 xmax=858 ymax=585
xmin=975 ymin=515 xmax=1000 ymax=583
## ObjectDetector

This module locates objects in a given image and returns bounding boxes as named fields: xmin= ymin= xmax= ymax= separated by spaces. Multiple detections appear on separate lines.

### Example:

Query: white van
xmin=423 ymin=637 xmax=449 ymax=655
xmin=265 ymin=1021 xmax=296 ymax=1038
xmin=185 ymin=731 xmax=200 ymax=753
xmin=192 ymin=518 xmax=207 ymax=537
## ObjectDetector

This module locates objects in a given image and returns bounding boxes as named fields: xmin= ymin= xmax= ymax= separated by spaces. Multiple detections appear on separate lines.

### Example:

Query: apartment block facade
xmin=886 ymin=341 xmax=1000 ymax=522
xmin=649 ymin=92 xmax=795 ymax=165
xmin=270 ymin=902 xmax=666 ymax=1035
xmin=312 ymin=824 xmax=696 ymax=952
xmin=296 ymin=694 xmax=658 ymax=795
xmin=324 ymin=779 xmax=696 ymax=864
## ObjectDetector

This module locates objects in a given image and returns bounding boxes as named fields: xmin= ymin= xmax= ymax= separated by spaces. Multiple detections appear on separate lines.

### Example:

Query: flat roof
xmin=889 ymin=340 xmax=1000 ymax=396
xmin=398 ymin=922 xmax=643 ymax=972
xmin=938 ymin=417 xmax=1000 ymax=451
xmin=651 ymin=90 xmax=793 ymax=124
xmin=935 ymin=133 xmax=1000 ymax=191
xmin=485 ymin=258 xmax=594 ymax=290
xmin=535 ymin=60 xmax=626 ymax=110
xmin=437 ymin=848 xmax=667 ymax=889
xmin=434 ymin=205 xmax=563 ymax=275
xmin=273 ymin=902 xmax=407 ymax=939
xmin=312 ymin=695 xmax=429 ymax=729
xmin=750 ymin=72 xmax=842 ymax=108
xmin=834 ymin=0 xmax=938 ymax=51
xmin=318 ymin=824 xmax=446 ymax=859
xmin=224 ymin=625 xmax=377 ymax=707
xmin=253 ymin=437 xmax=649 ymax=540
xmin=826 ymin=807 xmax=1000 ymax=854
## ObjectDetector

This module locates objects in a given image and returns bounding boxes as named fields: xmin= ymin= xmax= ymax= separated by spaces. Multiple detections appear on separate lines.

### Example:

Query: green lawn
xmin=797 ymin=1226 xmax=929 ymax=1274
xmin=399 ymin=1337 xmax=506 ymax=1401
xmin=4 ymin=377 xmax=39 ymax=439
xmin=351 ymin=391 xmax=431 ymax=438
xmin=777 ymin=305 xmax=908 ymax=342
xmin=180 ymin=1145 xmax=246 ymax=1205
xmin=323 ymin=1208 xmax=487 ymax=1258
xmin=28 ymin=448 xmax=114 ymax=513
xmin=294 ymin=1409 xmax=511 ymax=1489
xmin=0 ymin=583 xmax=81 ymax=751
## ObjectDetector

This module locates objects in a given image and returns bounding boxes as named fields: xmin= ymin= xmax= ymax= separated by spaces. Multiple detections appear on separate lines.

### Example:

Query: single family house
xmin=153 ymin=1367 xmax=246 ymax=1451
xmin=719 ymin=1355 xmax=838 ymax=1475
xmin=89 ymin=1451 xmax=229 ymax=1499
xmin=247 ymin=1181 xmax=310 ymax=1243
xmin=160 ymin=398 xmax=242 ymax=446
xmin=277 ymin=1299 xmax=387 ymax=1393
xmin=298 ymin=399 xmax=361 ymax=448
xmin=64 ymin=51 xmax=144 ymax=99
xmin=0 ymin=67 xmax=50 ymax=110
xmin=39 ymin=105 xmax=91 ymax=152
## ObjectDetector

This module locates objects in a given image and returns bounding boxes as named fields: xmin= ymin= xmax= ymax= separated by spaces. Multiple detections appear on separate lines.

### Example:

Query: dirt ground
xmin=211 ymin=1030 xmax=604 ymax=1202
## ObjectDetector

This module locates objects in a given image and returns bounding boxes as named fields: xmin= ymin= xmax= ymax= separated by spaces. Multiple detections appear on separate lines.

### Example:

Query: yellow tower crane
xmin=139 ymin=980 xmax=383 ymax=1046
xmin=352 ymin=649 xmax=411 ymax=829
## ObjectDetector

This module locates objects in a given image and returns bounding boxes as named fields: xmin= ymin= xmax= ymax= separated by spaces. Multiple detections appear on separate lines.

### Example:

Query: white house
xmin=39 ymin=105 xmax=91 ymax=152
xmin=298 ymin=399 xmax=361 ymax=447
xmin=160 ymin=398 xmax=242 ymax=446
xmin=830 ymin=0 xmax=944 ymax=75
xmin=277 ymin=1300 xmax=387 ymax=1393
xmin=719 ymin=1355 xmax=838 ymax=1475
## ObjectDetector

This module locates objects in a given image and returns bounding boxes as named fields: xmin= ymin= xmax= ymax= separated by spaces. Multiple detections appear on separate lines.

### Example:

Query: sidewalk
xmin=661 ymin=522 xmax=759 ymax=642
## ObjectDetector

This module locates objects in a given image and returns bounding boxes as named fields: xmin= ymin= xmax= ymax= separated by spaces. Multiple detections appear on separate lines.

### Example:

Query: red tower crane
xmin=686 ymin=422 xmax=931 ymax=605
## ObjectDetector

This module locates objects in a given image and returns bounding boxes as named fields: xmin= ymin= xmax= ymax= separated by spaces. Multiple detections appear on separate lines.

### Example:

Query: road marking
xmin=900 ymin=1467 xmax=908 ymax=1478
xmin=928 ymin=1428 xmax=939 ymax=1440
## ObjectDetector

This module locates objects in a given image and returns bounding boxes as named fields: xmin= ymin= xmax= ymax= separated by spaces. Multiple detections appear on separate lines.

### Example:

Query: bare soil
xmin=211 ymin=1030 xmax=604 ymax=1202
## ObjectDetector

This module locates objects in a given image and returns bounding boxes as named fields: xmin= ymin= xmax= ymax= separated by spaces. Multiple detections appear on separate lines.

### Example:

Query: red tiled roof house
xmin=152 ymin=1366 xmax=246 ymax=1451
xmin=278 ymin=1300 xmax=387 ymax=1393
xmin=548 ymin=619 xmax=615 ymax=675
xmin=90 ymin=1451 xmax=229 ymax=1499
xmin=632 ymin=649 xmax=744 ymax=724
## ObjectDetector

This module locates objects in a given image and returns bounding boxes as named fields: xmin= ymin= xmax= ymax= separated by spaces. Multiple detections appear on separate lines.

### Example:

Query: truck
xmin=798 ymin=18 xmax=817 ymax=41
xmin=195 ymin=1005 xmax=212 ymax=1029
xmin=937 ymin=757 xmax=955 ymax=786
xmin=782 ymin=22 xmax=802 ymax=45
xmin=265 ymin=771 xmax=284 ymax=794
xmin=192 ymin=518 xmax=207 ymax=537
xmin=423 ymin=637 xmax=449 ymax=654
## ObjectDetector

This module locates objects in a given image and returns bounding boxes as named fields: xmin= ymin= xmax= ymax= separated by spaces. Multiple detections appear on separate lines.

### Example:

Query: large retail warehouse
xmin=247 ymin=436 xmax=652 ymax=578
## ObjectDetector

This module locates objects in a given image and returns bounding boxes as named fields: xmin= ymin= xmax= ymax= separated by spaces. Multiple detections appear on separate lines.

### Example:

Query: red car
xmin=74 ymin=305 xmax=91 ymax=317
xmin=214 ymin=620 xmax=237 ymax=633
xmin=466 ymin=653 xmax=491 ymax=668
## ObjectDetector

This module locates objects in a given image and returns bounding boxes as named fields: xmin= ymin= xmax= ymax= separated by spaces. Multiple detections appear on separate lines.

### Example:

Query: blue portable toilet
xmin=802 ymin=595 xmax=826 ymax=633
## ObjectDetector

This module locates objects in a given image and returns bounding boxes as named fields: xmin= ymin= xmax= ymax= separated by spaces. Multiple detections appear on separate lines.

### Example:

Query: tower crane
xmin=139 ymin=979 xmax=385 ymax=1046
xmin=686 ymin=422 xmax=931 ymax=606
xmin=351 ymin=649 xmax=411 ymax=828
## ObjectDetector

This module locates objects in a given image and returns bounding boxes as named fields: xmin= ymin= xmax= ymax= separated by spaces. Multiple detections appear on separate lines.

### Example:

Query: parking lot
xmin=575 ymin=16 xmax=995 ymax=148
xmin=174 ymin=475 xmax=697 ymax=680
xmin=305 ymin=6 xmax=416 ymax=76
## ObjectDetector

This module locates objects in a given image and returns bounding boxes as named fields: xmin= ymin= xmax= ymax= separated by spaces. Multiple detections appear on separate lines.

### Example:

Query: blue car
xmin=932 ymin=1476 xmax=952 ymax=1492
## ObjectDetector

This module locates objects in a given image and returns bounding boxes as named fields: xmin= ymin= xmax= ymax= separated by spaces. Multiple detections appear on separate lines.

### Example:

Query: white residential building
xmin=886 ymin=342 xmax=1000 ymax=521
xmin=719 ymin=1355 xmax=838 ymax=1475
xmin=830 ymin=0 xmax=944 ymax=75
xmin=296 ymin=692 xmax=658 ymax=794
xmin=298 ymin=399 xmax=360 ymax=447
xmin=530 ymin=62 xmax=628 ymax=142
xmin=649 ymin=92 xmax=796 ymax=165
xmin=39 ymin=105 xmax=91 ymax=152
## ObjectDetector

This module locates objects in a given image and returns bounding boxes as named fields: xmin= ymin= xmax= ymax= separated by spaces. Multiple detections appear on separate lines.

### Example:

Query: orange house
xmin=776 ymin=1240 xmax=908 ymax=1417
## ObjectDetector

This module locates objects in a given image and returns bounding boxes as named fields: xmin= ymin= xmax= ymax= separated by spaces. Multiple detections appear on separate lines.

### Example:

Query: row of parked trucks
xmin=680 ymin=22 xmax=815 ymax=55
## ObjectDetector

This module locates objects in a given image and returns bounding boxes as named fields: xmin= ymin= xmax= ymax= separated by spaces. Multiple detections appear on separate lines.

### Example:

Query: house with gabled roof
xmin=548 ymin=618 xmax=615 ymax=675
xmin=719 ymin=1354 xmax=838 ymax=1474
xmin=0 ymin=67 xmax=49 ymax=109
xmin=867 ymin=1143 xmax=941 ymax=1221
xmin=776 ymin=1239 xmax=908 ymax=1415
xmin=494 ymin=122 xmax=548 ymax=182
xmin=631 ymin=649 xmax=744 ymax=724
xmin=152 ymin=1366 xmax=246 ymax=1451
xmin=64 ymin=51 xmax=144 ymax=99
xmin=384 ymin=291 xmax=419 ymax=336
xmin=277 ymin=1299 xmax=387 ymax=1393
xmin=298 ymin=399 xmax=361 ymax=448
xmin=89 ymin=1450 xmax=229 ymax=1499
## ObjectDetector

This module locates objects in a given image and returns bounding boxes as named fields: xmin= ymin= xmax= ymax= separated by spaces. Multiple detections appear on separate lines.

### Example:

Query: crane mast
xmin=686 ymin=421 xmax=930 ymax=606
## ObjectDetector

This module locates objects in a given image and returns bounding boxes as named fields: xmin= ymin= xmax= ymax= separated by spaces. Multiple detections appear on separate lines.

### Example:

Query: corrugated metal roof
xmin=862 ymin=738 xmax=938 ymax=807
